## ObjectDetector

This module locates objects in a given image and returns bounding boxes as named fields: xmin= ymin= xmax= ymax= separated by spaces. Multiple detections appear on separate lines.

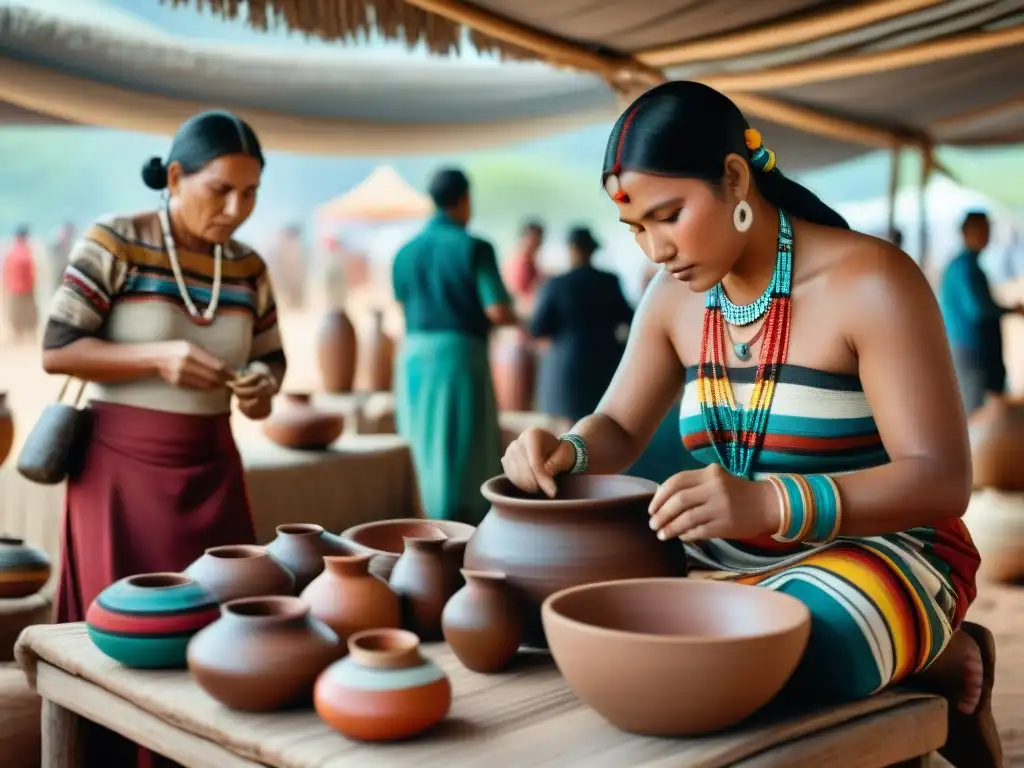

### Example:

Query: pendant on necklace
xmin=734 ymin=342 xmax=751 ymax=362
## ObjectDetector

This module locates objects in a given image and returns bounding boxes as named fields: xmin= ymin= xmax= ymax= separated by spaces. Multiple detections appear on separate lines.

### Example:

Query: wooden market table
xmin=16 ymin=623 xmax=947 ymax=768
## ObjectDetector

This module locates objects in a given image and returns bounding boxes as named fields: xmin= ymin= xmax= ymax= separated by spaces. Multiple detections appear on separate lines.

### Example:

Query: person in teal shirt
xmin=392 ymin=168 xmax=516 ymax=523
xmin=939 ymin=211 xmax=1021 ymax=414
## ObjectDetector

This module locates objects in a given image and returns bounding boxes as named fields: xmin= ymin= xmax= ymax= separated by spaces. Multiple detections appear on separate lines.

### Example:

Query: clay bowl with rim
xmin=340 ymin=519 xmax=476 ymax=581
xmin=541 ymin=578 xmax=811 ymax=736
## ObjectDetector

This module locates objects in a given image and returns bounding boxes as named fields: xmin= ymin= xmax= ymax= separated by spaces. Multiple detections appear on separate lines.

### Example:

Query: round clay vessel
xmin=301 ymin=554 xmax=401 ymax=642
xmin=314 ymin=628 xmax=451 ymax=741
xmin=265 ymin=523 xmax=351 ymax=593
xmin=542 ymin=578 xmax=810 ymax=735
xmin=86 ymin=573 xmax=219 ymax=669
xmin=362 ymin=309 xmax=395 ymax=392
xmin=0 ymin=536 xmax=51 ymax=598
xmin=969 ymin=395 xmax=1024 ymax=491
xmin=442 ymin=570 xmax=524 ymax=673
xmin=389 ymin=537 xmax=459 ymax=641
xmin=341 ymin=518 xmax=476 ymax=582
xmin=185 ymin=545 xmax=295 ymax=603
xmin=317 ymin=309 xmax=358 ymax=393
xmin=187 ymin=596 xmax=344 ymax=711
xmin=261 ymin=393 xmax=345 ymax=450
xmin=963 ymin=488 xmax=1024 ymax=583
xmin=0 ymin=392 xmax=13 ymax=469
xmin=464 ymin=474 xmax=689 ymax=646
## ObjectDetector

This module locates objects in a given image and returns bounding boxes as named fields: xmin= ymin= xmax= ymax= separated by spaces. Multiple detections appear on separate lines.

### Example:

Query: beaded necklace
xmin=697 ymin=209 xmax=793 ymax=479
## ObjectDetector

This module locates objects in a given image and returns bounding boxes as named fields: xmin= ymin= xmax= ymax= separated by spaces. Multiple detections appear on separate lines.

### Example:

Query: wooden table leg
xmin=41 ymin=698 xmax=85 ymax=768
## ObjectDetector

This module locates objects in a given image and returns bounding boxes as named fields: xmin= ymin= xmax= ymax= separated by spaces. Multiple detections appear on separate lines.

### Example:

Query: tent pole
xmin=887 ymin=142 xmax=902 ymax=243
xmin=918 ymin=145 xmax=935 ymax=271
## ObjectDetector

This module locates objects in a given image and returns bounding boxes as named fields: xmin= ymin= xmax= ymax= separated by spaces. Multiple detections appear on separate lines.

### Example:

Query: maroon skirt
xmin=56 ymin=401 xmax=256 ymax=767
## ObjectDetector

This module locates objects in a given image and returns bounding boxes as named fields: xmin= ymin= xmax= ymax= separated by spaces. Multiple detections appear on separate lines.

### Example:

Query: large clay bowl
xmin=542 ymin=578 xmax=810 ymax=735
xmin=340 ymin=519 xmax=476 ymax=581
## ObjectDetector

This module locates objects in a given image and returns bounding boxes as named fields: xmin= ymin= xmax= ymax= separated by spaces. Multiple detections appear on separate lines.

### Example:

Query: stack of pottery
xmin=0 ymin=537 xmax=51 ymax=599
xmin=340 ymin=518 xmax=475 ymax=582
xmin=265 ymin=523 xmax=350 ymax=592
xmin=317 ymin=309 xmax=358 ymax=393
xmin=185 ymin=545 xmax=295 ymax=603
xmin=301 ymin=554 xmax=400 ymax=643
xmin=0 ymin=393 xmax=12 ymax=469
xmin=261 ymin=393 xmax=345 ymax=450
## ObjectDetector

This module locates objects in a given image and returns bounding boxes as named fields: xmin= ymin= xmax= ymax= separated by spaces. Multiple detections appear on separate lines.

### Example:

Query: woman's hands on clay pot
xmin=228 ymin=363 xmax=277 ymax=420
xmin=155 ymin=340 xmax=233 ymax=390
xmin=648 ymin=464 xmax=778 ymax=542
xmin=501 ymin=427 xmax=576 ymax=498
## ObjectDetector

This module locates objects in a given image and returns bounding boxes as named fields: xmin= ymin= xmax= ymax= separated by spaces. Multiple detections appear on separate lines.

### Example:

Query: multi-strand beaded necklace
xmin=697 ymin=209 xmax=793 ymax=479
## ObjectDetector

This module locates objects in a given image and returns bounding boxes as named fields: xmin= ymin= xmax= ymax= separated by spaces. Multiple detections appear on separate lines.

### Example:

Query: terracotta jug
xmin=188 ymin=596 xmax=344 ymax=711
xmin=317 ymin=309 xmax=358 ymax=393
xmin=185 ymin=545 xmax=295 ymax=603
xmin=362 ymin=309 xmax=394 ymax=393
xmin=389 ymin=537 xmax=458 ymax=640
xmin=265 ymin=523 xmax=350 ymax=593
xmin=0 ymin=536 xmax=51 ymax=599
xmin=442 ymin=570 xmax=524 ymax=673
xmin=969 ymin=395 xmax=1024 ymax=491
xmin=490 ymin=332 xmax=535 ymax=412
xmin=301 ymin=554 xmax=401 ymax=642
xmin=0 ymin=393 xmax=12 ymax=469
xmin=340 ymin=518 xmax=476 ymax=582
xmin=261 ymin=393 xmax=345 ymax=450
xmin=314 ymin=628 xmax=451 ymax=741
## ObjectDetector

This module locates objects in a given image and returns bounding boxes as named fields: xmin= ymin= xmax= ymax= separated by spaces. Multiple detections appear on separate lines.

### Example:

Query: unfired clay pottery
xmin=442 ymin=570 xmax=524 ymax=673
xmin=260 ymin=393 xmax=344 ymax=450
xmin=0 ymin=393 xmax=12 ymax=469
xmin=542 ymin=578 xmax=810 ymax=735
xmin=314 ymin=628 xmax=451 ymax=741
xmin=185 ymin=545 xmax=295 ymax=603
xmin=0 ymin=537 xmax=51 ymax=599
xmin=963 ymin=488 xmax=1024 ymax=583
xmin=389 ymin=537 xmax=459 ymax=641
xmin=341 ymin=519 xmax=476 ymax=582
xmin=362 ymin=309 xmax=394 ymax=393
xmin=265 ymin=523 xmax=351 ymax=593
xmin=969 ymin=395 xmax=1024 ymax=491
xmin=317 ymin=309 xmax=358 ymax=393
xmin=187 ymin=596 xmax=344 ymax=711
xmin=465 ymin=474 xmax=689 ymax=646
xmin=301 ymin=554 xmax=401 ymax=642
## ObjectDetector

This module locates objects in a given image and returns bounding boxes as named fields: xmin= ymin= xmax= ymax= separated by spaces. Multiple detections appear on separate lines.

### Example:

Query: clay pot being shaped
xmin=389 ymin=537 xmax=459 ymax=641
xmin=442 ymin=570 xmax=524 ymax=673
xmin=969 ymin=396 xmax=1024 ymax=491
xmin=963 ymin=488 xmax=1024 ymax=583
xmin=265 ymin=523 xmax=350 ymax=593
xmin=317 ymin=309 xmax=358 ymax=393
xmin=314 ymin=628 xmax=451 ymax=741
xmin=301 ymin=554 xmax=401 ymax=642
xmin=464 ymin=474 xmax=689 ymax=647
xmin=188 ymin=596 xmax=344 ymax=711
xmin=261 ymin=393 xmax=345 ymax=450
xmin=0 ymin=536 xmax=51 ymax=599
xmin=0 ymin=392 xmax=12 ymax=469
xmin=341 ymin=519 xmax=476 ymax=582
xmin=362 ymin=309 xmax=395 ymax=393
xmin=87 ymin=573 xmax=219 ymax=668
xmin=185 ymin=545 xmax=295 ymax=603
xmin=542 ymin=578 xmax=811 ymax=735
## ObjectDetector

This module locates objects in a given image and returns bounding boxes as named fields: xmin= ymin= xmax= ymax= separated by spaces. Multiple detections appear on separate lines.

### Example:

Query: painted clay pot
xmin=969 ymin=395 xmax=1024 ymax=491
xmin=265 ymin=523 xmax=351 ymax=593
xmin=389 ymin=537 xmax=459 ymax=641
xmin=362 ymin=309 xmax=394 ymax=393
xmin=341 ymin=519 xmax=476 ymax=582
xmin=314 ymin=628 xmax=451 ymax=741
xmin=317 ymin=309 xmax=358 ymax=393
xmin=464 ymin=474 xmax=689 ymax=647
xmin=490 ymin=332 xmax=535 ymax=412
xmin=0 ymin=536 xmax=51 ymax=599
xmin=0 ymin=392 xmax=12 ymax=469
xmin=188 ymin=596 xmax=344 ymax=711
xmin=442 ymin=570 xmax=524 ymax=673
xmin=185 ymin=544 xmax=295 ymax=603
xmin=301 ymin=554 xmax=401 ymax=643
xmin=261 ymin=393 xmax=345 ymax=450
xmin=86 ymin=573 xmax=219 ymax=668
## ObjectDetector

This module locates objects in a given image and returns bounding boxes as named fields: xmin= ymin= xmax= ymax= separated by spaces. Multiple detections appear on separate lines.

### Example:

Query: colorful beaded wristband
xmin=558 ymin=433 xmax=589 ymax=474
xmin=765 ymin=473 xmax=842 ymax=545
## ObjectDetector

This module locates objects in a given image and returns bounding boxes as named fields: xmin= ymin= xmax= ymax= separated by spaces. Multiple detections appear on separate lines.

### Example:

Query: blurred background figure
xmin=1 ymin=225 xmax=38 ymax=344
xmin=503 ymin=219 xmax=545 ymax=313
xmin=531 ymin=226 xmax=633 ymax=429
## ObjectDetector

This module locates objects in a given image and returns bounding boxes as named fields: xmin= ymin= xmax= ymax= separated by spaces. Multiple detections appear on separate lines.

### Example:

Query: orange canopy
xmin=316 ymin=166 xmax=434 ymax=224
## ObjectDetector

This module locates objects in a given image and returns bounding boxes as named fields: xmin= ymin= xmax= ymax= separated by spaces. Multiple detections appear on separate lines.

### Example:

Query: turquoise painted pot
xmin=86 ymin=572 xmax=220 ymax=669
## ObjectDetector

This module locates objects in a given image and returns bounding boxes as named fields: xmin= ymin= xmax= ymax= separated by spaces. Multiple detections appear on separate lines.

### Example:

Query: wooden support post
xmin=918 ymin=145 xmax=935 ymax=272
xmin=887 ymin=142 xmax=902 ymax=243
xmin=41 ymin=699 xmax=85 ymax=768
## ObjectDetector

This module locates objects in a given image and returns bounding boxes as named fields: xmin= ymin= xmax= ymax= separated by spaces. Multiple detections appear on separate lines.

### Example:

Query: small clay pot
xmin=86 ymin=573 xmax=219 ymax=669
xmin=389 ymin=537 xmax=459 ymax=641
xmin=0 ymin=392 xmax=13 ymax=469
xmin=301 ymin=554 xmax=401 ymax=643
xmin=188 ymin=596 xmax=344 ymax=711
xmin=261 ymin=393 xmax=345 ymax=450
xmin=442 ymin=570 xmax=523 ymax=673
xmin=314 ymin=628 xmax=451 ymax=741
xmin=341 ymin=519 xmax=476 ymax=582
xmin=0 ymin=536 xmax=51 ymax=599
xmin=969 ymin=396 xmax=1024 ymax=491
xmin=185 ymin=545 xmax=295 ymax=603
xmin=265 ymin=523 xmax=351 ymax=593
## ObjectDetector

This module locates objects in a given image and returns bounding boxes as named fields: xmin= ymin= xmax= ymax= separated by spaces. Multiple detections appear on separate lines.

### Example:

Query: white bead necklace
xmin=158 ymin=205 xmax=223 ymax=324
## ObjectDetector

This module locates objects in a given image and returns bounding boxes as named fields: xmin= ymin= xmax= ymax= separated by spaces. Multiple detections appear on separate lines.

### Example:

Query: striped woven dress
xmin=680 ymin=363 xmax=980 ymax=702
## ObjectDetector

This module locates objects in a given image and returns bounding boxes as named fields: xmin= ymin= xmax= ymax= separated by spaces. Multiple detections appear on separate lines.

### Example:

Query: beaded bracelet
xmin=558 ymin=433 xmax=589 ymax=474
xmin=765 ymin=473 xmax=842 ymax=545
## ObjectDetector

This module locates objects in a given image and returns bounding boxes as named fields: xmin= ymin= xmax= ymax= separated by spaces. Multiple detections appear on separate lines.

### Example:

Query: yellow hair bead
xmin=762 ymin=148 xmax=777 ymax=173
xmin=744 ymin=128 xmax=762 ymax=151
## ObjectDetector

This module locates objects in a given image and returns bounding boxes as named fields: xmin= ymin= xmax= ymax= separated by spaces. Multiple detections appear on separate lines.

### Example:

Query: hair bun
xmin=141 ymin=157 xmax=168 ymax=190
